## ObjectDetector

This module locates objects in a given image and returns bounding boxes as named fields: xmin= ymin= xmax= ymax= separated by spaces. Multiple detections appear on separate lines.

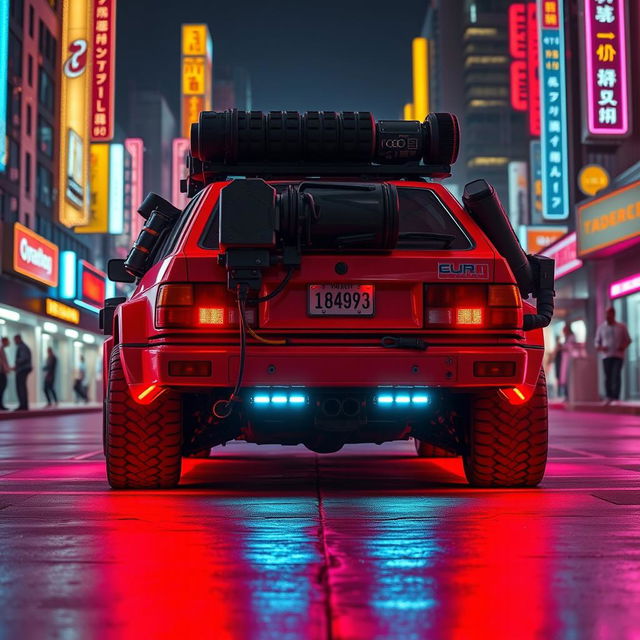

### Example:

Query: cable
xmin=246 ymin=324 xmax=287 ymax=345
xmin=255 ymin=267 xmax=295 ymax=303
xmin=212 ymin=289 xmax=248 ymax=419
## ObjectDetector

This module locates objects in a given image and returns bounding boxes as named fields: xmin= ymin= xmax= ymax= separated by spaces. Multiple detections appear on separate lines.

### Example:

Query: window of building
xmin=10 ymin=0 xmax=23 ymax=26
xmin=25 ymin=152 xmax=32 ymax=194
xmin=38 ymin=67 xmax=54 ymax=111
xmin=28 ymin=5 xmax=34 ymax=38
xmin=37 ymin=117 xmax=53 ymax=157
xmin=27 ymin=54 xmax=33 ymax=86
xmin=8 ymin=33 xmax=22 ymax=79
xmin=9 ymin=140 xmax=19 ymax=182
xmin=9 ymin=87 xmax=21 ymax=129
xmin=26 ymin=103 xmax=32 ymax=136
xmin=36 ymin=164 xmax=53 ymax=209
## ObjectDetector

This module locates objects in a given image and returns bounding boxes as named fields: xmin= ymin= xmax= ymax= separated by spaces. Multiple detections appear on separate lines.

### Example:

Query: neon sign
xmin=583 ymin=0 xmax=629 ymax=137
xmin=124 ymin=138 xmax=144 ymax=243
xmin=610 ymin=273 xmax=640 ymax=299
xmin=541 ymin=231 xmax=583 ymax=279
xmin=508 ymin=3 xmax=540 ymax=136
xmin=537 ymin=0 xmax=570 ymax=220
xmin=90 ymin=0 xmax=117 ymax=141
xmin=0 ymin=0 xmax=9 ymax=171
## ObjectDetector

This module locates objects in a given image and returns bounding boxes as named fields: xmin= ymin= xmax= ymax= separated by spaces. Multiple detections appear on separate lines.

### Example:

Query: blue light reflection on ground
xmin=241 ymin=499 xmax=321 ymax=640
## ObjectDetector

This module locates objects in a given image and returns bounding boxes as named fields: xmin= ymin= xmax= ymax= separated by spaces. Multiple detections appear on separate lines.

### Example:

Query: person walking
xmin=73 ymin=355 xmax=89 ymax=403
xmin=43 ymin=347 xmax=58 ymax=407
xmin=595 ymin=307 xmax=632 ymax=405
xmin=556 ymin=323 xmax=577 ymax=400
xmin=13 ymin=335 xmax=32 ymax=411
xmin=0 ymin=337 xmax=10 ymax=410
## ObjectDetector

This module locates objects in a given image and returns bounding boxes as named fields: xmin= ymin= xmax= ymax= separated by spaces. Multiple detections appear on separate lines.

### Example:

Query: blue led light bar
xmin=375 ymin=388 xmax=431 ymax=407
xmin=250 ymin=389 xmax=308 ymax=407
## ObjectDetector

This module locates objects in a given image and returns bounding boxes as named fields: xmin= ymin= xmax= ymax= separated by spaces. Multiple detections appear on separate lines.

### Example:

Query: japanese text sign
xmin=583 ymin=0 xmax=630 ymax=137
xmin=180 ymin=24 xmax=212 ymax=139
xmin=537 ymin=0 xmax=570 ymax=220
xmin=90 ymin=0 xmax=116 ymax=141
xmin=508 ymin=3 xmax=540 ymax=136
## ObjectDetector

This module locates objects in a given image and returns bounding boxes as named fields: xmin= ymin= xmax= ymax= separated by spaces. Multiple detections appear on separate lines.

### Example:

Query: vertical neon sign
xmin=508 ymin=3 xmax=540 ymax=135
xmin=124 ymin=138 xmax=144 ymax=244
xmin=583 ymin=0 xmax=629 ymax=137
xmin=537 ymin=0 xmax=570 ymax=220
xmin=90 ymin=0 xmax=116 ymax=141
xmin=0 ymin=0 xmax=8 ymax=171
xmin=172 ymin=138 xmax=190 ymax=210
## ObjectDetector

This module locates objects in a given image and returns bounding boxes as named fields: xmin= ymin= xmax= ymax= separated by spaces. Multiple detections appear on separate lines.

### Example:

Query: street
xmin=1 ymin=409 xmax=639 ymax=639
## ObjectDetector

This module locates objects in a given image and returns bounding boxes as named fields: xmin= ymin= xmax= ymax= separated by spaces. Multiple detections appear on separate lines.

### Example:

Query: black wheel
xmin=414 ymin=439 xmax=457 ymax=458
xmin=105 ymin=346 xmax=182 ymax=489
xmin=463 ymin=370 xmax=548 ymax=488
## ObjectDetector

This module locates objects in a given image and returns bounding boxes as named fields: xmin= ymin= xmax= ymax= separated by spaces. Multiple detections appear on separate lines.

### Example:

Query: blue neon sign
xmin=59 ymin=250 xmax=78 ymax=299
xmin=0 ymin=0 xmax=9 ymax=172
xmin=109 ymin=143 xmax=125 ymax=234
xmin=537 ymin=0 xmax=570 ymax=220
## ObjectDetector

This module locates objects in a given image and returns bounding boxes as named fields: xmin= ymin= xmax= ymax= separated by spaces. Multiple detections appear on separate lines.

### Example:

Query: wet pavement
xmin=1 ymin=409 xmax=639 ymax=639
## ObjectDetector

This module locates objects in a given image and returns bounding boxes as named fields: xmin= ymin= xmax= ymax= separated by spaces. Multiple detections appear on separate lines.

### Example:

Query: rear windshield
xmin=200 ymin=184 xmax=471 ymax=250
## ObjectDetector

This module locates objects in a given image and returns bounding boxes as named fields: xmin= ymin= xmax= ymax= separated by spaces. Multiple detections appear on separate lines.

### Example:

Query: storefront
xmin=0 ymin=223 xmax=105 ymax=407
xmin=541 ymin=231 xmax=589 ymax=398
xmin=576 ymin=178 xmax=640 ymax=400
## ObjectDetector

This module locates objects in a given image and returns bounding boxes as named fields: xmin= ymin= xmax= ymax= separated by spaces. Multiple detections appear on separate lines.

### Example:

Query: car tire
xmin=414 ymin=439 xmax=457 ymax=458
xmin=105 ymin=346 xmax=182 ymax=489
xmin=463 ymin=369 xmax=548 ymax=488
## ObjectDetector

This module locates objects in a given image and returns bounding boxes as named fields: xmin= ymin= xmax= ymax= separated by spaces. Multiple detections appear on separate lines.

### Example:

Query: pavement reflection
xmin=1 ymin=410 xmax=640 ymax=639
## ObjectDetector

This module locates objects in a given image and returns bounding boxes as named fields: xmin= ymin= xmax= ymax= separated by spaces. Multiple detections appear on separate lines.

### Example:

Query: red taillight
xmin=425 ymin=284 xmax=521 ymax=329
xmin=156 ymin=284 xmax=254 ymax=329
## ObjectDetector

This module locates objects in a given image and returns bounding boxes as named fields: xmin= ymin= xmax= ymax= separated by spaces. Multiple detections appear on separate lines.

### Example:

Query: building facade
xmin=0 ymin=0 xmax=106 ymax=408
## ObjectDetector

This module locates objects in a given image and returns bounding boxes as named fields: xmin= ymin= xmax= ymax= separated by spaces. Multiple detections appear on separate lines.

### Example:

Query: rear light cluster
xmin=424 ymin=284 xmax=522 ymax=329
xmin=155 ymin=284 xmax=256 ymax=329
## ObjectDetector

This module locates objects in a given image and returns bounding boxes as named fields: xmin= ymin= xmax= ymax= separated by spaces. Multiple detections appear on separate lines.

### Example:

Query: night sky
xmin=116 ymin=0 xmax=428 ymax=128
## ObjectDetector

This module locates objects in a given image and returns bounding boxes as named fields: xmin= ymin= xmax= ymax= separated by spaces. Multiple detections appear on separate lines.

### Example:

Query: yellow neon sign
xmin=412 ymin=38 xmax=430 ymax=121
xmin=58 ymin=0 xmax=91 ymax=227
xmin=77 ymin=143 xmax=110 ymax=233
xmin=46 ymin=298 xmax=80 ymax=325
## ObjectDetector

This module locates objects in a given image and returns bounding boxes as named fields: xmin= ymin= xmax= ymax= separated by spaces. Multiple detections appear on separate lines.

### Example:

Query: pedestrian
xmin=595 ymin=306 xmax=632 ymax=405
xmin=43 ymin=347 xmax=58 ymax=407
xmin=73 ymin=355 xmax=89 ymax=403
xmin=557 ymin=323 xmax=576 ymax=400
xmin=13 ymin=334 xmax=32 ymax=411
xmin=0 ymin=337 xmax=10 ymax=410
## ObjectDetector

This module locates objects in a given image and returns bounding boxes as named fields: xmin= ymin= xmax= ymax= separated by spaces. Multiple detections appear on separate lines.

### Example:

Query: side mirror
xmin=107 ymin=258 xmax=135 ymax=283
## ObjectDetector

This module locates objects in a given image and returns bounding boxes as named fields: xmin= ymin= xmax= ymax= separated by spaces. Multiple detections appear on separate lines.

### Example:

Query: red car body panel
xmin=104 ymin=180 xmax=544 ymax=406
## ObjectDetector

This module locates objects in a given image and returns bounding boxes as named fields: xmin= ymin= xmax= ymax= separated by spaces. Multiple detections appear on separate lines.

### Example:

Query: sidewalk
xmin=549 ymin=399 xmax=640 ymax=415
xmin=0 ymin=402 xmax=101 ymax=420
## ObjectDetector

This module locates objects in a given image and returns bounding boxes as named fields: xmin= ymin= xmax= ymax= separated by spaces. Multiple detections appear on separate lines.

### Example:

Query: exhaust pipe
xmin=320 ymin=398 xmax=342 ymax=418
xmin=462 ymin=180 xmax=555 ymax=331
xmin=342 ymin=397 xmax=361 ymax=418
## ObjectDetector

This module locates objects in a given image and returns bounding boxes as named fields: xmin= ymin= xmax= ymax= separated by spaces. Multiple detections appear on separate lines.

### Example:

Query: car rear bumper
xmin=118 ymin=343 xmax=544 ymax=400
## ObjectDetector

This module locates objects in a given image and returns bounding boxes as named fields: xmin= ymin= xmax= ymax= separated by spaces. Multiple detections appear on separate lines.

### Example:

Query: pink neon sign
xmin=541 ymin=231 xmax=583 ymax=279
xmin=172 ymin=138 xmax=190 ymax=210
xmin=584 ymin=0 xmax=629 ymax=136
xmin=610 ymin=273 xmax=640 ymax=299
xmin=124 ymin=138 xmax=144 ymax=244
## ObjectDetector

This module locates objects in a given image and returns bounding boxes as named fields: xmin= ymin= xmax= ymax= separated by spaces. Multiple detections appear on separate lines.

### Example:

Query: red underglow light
xmin=199 ymin=307 xmax=225 ymax=325
xmin=456 ymin=308 xmax=483 ymax=325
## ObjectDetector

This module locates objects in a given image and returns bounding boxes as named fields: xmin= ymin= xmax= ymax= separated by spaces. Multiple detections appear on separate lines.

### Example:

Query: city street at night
xmin=1 ymin=408 xmax=639 ymax=639
xmin=1 ymin=0 xmax=640 ymax=637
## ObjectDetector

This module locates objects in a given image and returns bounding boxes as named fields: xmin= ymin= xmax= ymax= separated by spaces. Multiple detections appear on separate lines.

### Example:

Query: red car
xmin=103 ymin=110 xmax=554 ymax=490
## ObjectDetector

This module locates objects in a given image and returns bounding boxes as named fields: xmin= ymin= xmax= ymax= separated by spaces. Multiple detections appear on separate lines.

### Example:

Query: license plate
xmin=308 ymin=284 xmax=375 ymax=316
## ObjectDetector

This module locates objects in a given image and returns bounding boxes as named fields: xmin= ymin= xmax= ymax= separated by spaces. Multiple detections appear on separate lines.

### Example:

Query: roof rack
xmin=183 ymin=159 xmax=451 ymax=196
